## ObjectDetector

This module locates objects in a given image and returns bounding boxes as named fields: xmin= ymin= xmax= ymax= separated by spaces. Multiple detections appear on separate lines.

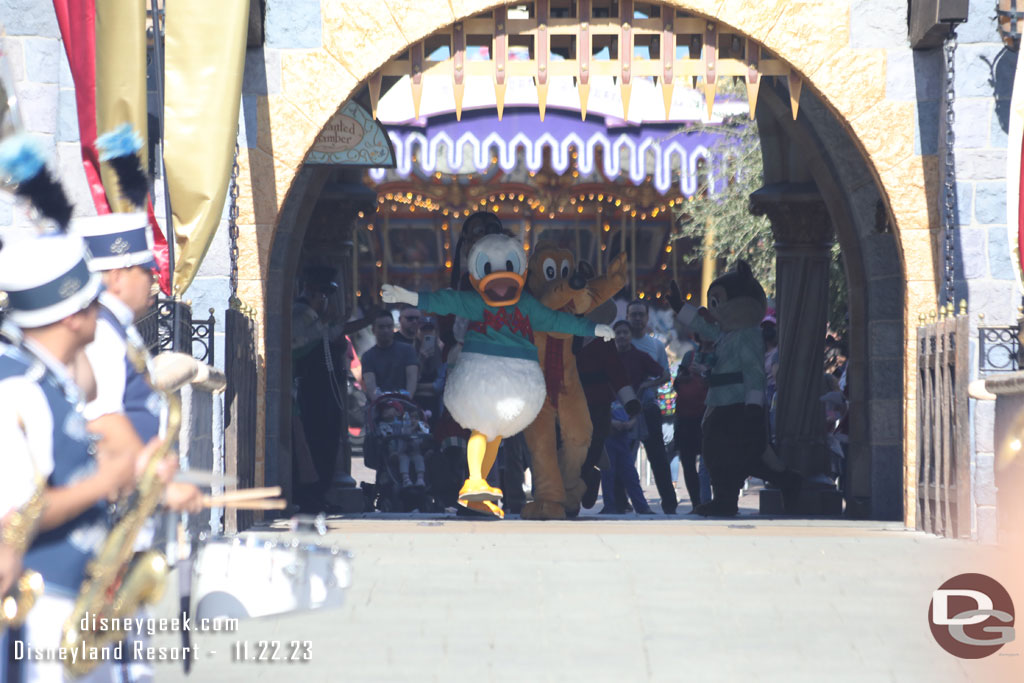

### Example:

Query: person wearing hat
xmin=293 ymin=265 xmax=367 ymax=512
xmin=73 ymin=212 xmax=203 ymax=516
xmin=0 ymin=233 xmax=153 ymax=683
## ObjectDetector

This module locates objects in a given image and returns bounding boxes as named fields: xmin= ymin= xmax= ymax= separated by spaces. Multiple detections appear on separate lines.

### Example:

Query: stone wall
xmin=0 ymin=0 xmax=95 ymax=234
xmin=946 ymin=1 xmax=1016 ymax=543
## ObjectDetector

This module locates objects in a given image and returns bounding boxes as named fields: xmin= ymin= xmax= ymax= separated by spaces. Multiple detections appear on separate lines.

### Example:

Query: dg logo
xmin=929 ymin=573 xmax=1016 ymax=658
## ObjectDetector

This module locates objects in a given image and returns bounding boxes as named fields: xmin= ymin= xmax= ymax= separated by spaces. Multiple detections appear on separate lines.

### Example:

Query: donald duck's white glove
xmin=381 ymin=284 xmax=419 ymax=306
xmin=594 ymin=324 xmax=615 ymax=341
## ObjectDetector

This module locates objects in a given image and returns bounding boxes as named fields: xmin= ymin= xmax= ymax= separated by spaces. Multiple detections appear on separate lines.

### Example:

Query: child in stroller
xmin=377 ymin=398 xmax=428 ymax=488
xmin=364 ymin=393 xmax=437 ymax=511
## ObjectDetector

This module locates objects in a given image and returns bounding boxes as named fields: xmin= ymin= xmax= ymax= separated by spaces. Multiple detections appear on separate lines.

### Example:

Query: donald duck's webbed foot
xmin=458 ymin=479 xmax=504 ymax=503
xmin=460 ymin=499 xmax=505 ymax=519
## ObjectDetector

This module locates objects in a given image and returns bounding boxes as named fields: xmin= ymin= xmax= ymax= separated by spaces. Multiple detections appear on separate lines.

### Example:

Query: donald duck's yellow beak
xmin=471 ymin=270 xmax=526 ymax=307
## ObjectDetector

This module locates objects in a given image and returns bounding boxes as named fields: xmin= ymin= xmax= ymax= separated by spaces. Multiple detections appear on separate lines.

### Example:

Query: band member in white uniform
xmin=0 ymin=234 xmax=148 ymax=683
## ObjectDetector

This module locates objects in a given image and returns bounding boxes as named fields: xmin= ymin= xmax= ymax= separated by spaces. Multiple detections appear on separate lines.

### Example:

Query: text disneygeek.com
xmin=10 ymin=612 xmax=240 ymax=664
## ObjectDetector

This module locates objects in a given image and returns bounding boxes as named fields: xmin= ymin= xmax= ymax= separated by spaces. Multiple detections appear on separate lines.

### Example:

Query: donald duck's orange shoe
xmin=458 ymin=478 xmax=503 ymax=503
xmin=460 ymin=500 xmax=505 ymax=519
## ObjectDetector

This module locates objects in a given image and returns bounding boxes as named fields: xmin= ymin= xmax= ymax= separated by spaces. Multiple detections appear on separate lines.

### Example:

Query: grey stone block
xmin=987 ymin=226 xmax=1016 ymax=281
xmin=3 ymin=36 xmax=25 ymax=80
xmin=869 ymin=443 xmax=904 ymax=520
xmin=869 ymin=320 xmax=903 ymax=358
xmin=243 ymin=48 xmax=281 ymax=95
xmin=957 ymin=0 xmax=1001 ymax=44
xmin=868 ymin=358 xmax=902 ymax=401
xmin=1 ymin=0 xmax=60 ymax=37
xmin=955 ymin=227 xmax=988 ymax=279
xmin=22 ymin=37 xmax=59 ymax=83
xmin=195 ymin=219 xmax=231 ymax=277
xmin=976 ymin=505 xmax=998 ymax=544
xmin=885 ymin=49 xmax=917 ymax=101
xmin=952 ymin=98 xmax=991 ymax=149
xmin=954 ymin=44 xmax=1011 ymax=99
xmin=974 ymin=181 xmax=1006 ymax=224
xmin=867 ymin=277 xmax=904 ymax=320
xmin=974 ymin=398 xmax=995 ymax=453
xmin=18 ymin=81 xmax=57 ymax=134
xmin=849 ymin=0 xmax=908 ymax=49
xmin=991 ymin=102 xmax=1009 ymax=148
xmin=967 ymin=279 xmax=1018 ymax=324
xmin=869 ymin=400 xmax=902 ymax=441
xmin=915 ymin=99 xmax=939 ymax=156
xmin=265 ymin=0 xmax=322 ymax=49
xmin=974 ymin=452 xmax=997 ymax=505
xmin=57 ymin=43 xmax=72 ymax=88
xmin=945 ymin=181 xmax=973 ymax=226
xmin=56 ymin=88 xmax=78 ymax=142
xmin=954 ymin=149 xmax=1007 ymax=180
xmin=862 ymin=233 xmax=903 ymax=280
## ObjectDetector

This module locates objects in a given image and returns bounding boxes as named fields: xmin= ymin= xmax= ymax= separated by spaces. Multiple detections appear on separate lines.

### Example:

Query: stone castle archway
xmin=237 ymin=0 xmax=939 ymax=522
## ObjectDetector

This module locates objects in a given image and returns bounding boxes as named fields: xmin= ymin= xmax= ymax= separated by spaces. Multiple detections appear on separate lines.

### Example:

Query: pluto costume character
xmin=520 ymin=243 xmax=628 ymax=520
xmin=669 ymin=261 xmax=801 ymax=516
xmin=382 ymin=234 xmax=615 ymax=518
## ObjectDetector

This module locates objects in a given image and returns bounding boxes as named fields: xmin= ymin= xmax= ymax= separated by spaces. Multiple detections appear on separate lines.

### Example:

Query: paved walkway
xmin=150 ymin=515 xmax=1022 ymax=682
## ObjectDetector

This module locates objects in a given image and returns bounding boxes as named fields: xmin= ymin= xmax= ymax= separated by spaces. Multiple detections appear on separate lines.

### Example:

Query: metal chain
xmin=228 ymin=136 xmax=240 ymax=303
xmin=942 ymin=29 xmax=958 ymax=309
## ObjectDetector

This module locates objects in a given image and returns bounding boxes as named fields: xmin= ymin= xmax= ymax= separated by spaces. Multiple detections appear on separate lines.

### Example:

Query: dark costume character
xmin=668 ymin=263 xmax=801 ymax=516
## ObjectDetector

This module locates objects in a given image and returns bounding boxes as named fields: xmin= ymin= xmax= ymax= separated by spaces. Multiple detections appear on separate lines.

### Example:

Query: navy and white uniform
xmin=82 ymin=293 xmax=162 ymax=442
xmin=0 ymin=339 xmax=114 ymax=683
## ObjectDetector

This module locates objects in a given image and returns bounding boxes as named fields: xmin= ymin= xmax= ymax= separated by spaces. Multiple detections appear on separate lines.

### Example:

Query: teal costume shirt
xmin=675 ymin=303 xmax=765 ymax=408
xmin=418 ymin=289 xmax=596 ymax=361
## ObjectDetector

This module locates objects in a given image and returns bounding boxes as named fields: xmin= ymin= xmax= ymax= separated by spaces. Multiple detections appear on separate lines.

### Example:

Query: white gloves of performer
xmin=594 ymin=324 xmax=615 ymax=341
xmin=381 ymin=284 xmax=419 ymax=306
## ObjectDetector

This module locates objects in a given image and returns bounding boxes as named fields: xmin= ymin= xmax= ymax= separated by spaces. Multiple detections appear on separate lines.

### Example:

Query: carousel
xmin=354 ymin=47 xmax=751 ymax=306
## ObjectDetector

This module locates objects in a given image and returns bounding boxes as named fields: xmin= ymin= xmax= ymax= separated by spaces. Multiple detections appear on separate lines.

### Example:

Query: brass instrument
xmin=60 ymin=340 xmax=181 ymax=676
xmin=1 ymin=476 xmax=46 ymax=630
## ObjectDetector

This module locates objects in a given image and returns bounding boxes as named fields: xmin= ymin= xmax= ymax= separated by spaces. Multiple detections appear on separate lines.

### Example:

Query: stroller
xmin=362 ymin=392 xmax=440 ymax=512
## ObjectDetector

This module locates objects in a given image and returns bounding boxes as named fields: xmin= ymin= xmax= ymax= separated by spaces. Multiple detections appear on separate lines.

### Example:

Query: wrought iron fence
xmin=224 ymin=306 xmax=257 ymax=533
xmin=916 ymin=315 xmax=970 ymax=539
xmin=135 ymin=299 xmax=215 ymax=364
xmin=977 ymin=326 xmax=1020 ymax=375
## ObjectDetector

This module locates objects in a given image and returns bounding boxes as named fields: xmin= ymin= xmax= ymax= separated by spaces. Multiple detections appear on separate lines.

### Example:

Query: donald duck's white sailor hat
xmin=72 ymin=212 xmax=156 ymax=272
xmin=0 ymin=233 xmax=102 ymax=329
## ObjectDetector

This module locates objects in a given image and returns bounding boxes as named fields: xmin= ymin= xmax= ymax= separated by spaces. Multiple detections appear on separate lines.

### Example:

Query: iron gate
xmin=224 ymin=306 xmax=257 ymax=532
xmin=916 ymin=314 xmax=970 ymax=538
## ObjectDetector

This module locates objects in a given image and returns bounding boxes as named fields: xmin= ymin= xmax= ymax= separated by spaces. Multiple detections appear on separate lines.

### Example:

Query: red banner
xmin=51 ymin=0 xmax=171 ymax=294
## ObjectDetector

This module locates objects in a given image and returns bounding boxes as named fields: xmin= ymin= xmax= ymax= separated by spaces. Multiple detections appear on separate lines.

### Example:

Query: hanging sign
xmin=308 ymin=100 xmax=395 ymax=167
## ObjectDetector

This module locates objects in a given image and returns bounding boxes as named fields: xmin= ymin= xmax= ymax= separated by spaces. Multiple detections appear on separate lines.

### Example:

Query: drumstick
xmin=202 ymin=487 xmax=282 ymax=506
xmin=204 ymin=499 xmax=287 ymax=510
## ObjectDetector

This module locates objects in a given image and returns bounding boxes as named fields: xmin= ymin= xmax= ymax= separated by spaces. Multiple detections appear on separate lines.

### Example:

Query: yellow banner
xmin=164 ymin=0 xmax=249 ymax=295
xmin=95 ymin=0 xmax=148 ymax=212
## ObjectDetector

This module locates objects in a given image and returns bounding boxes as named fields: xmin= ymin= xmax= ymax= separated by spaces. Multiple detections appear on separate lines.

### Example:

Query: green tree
xmin=671 ymin=116 xmax=777 ymax=296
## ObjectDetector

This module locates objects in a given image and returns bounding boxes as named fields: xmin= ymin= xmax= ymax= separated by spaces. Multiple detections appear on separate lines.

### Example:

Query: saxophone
xmin=61 ymin=340 xmax=181 ymax=676
xmin=0 ymin=475 xmax=46 ymax=630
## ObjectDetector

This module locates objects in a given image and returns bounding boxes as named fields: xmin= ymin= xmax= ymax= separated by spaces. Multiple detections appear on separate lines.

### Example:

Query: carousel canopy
xmin=369 ymin=71 xmax=748 ymax=196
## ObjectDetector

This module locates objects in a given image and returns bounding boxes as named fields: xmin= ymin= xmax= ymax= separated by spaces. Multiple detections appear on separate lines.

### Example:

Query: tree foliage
xmin=671 ymin=116 xmax=777 ymax=297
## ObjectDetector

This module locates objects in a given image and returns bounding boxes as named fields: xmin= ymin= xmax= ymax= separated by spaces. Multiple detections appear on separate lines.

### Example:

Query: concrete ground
xmin=148 ymin=508 xmax=1023 ymax=683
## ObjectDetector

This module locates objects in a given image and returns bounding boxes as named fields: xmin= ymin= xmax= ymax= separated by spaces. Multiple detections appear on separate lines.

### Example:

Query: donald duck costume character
xmin=382 ymin=234 xmax=615 ymax=518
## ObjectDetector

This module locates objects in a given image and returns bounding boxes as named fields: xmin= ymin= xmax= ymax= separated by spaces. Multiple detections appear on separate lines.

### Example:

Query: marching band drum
xmin=192 ymin=530 xmax=353 ymax=622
